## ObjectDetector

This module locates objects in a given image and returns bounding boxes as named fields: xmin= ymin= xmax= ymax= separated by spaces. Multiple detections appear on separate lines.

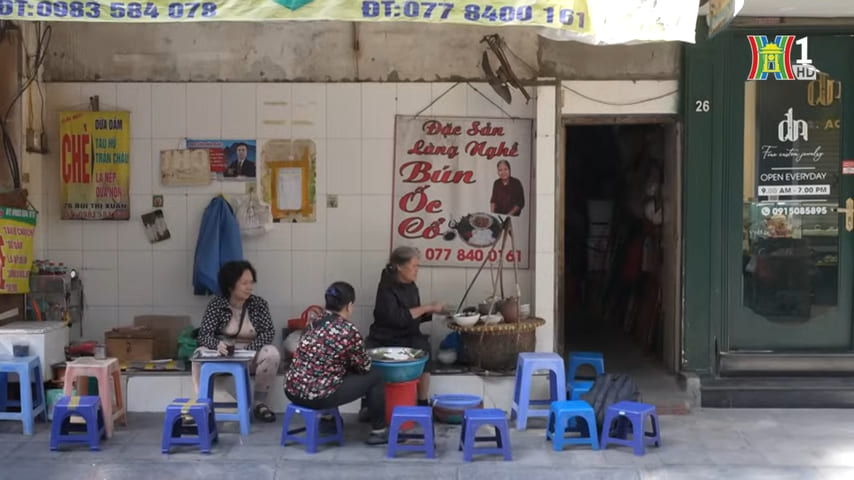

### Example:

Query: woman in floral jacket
xmin=286 ymin=281 xmax=387 ymax=445
xmin=194 ymin=260 xmax=280 ymax=423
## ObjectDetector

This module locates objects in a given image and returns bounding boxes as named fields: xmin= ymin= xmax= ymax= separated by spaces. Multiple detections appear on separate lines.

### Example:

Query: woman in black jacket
xmin=366 ymin=246 xmax=443 ymax=406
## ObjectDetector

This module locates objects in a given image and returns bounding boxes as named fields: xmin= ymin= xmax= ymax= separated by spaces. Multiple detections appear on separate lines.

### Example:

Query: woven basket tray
xmin=445 ymin=316 xmax=545 ymax=333
xmin=446 ymin=317 xmax=545 ymax=372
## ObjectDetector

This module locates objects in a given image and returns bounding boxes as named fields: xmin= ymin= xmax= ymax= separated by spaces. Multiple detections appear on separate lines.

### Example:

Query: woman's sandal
xmin=253 ymin=403 xmax=276 ymax=423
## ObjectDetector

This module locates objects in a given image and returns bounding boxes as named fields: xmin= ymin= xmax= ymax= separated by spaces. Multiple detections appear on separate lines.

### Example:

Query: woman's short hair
xmin=325 ymin=281 xmax=356 ymax=311
xmin=218 ymin=260 xmax=257 ymax=297
xmin=497 ymin=159 xmax=511 ymax=172
xmin=385 ymin=246 xmax=419 ymax=274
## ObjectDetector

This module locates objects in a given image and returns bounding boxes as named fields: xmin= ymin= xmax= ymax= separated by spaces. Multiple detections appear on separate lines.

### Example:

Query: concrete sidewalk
xmin=1 ymin=409 xmax=851 ymax=479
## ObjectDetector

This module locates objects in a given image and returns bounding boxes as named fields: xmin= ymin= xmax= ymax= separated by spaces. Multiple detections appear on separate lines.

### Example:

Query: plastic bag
xmin=233 ymin=192 xmax=273 ymax=237
xmin=177 ymin=326 xmax=199 ymax=362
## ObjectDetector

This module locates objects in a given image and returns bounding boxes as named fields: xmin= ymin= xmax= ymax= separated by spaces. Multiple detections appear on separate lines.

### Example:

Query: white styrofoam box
xmin=0 ymin=321 xmax=70 ymax=374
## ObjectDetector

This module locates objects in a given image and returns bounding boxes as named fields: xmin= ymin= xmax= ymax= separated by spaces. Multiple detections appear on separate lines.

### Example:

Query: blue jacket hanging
xmin=193 ymin=196 xmax=244 ymax=296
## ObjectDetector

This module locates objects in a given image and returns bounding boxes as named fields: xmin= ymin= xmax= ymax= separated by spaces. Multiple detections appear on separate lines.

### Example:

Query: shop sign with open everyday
xmin=392 ymin=115 xmax=532 ymax=268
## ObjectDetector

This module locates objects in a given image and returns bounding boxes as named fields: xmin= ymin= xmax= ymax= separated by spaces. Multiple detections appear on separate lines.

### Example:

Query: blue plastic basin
xmin=372 ymin=356 xmax=428 ymax=383
xmin=431 ymin=394 xmax=483 ymax=409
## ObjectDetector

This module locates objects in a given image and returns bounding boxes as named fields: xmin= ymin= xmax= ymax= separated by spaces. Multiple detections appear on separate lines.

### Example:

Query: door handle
xmin=837 ymin=198 xmax=854 ymax=232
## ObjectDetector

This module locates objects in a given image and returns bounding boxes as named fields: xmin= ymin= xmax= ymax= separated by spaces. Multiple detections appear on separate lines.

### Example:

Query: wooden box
xmin=105 ymin=326 xmax=156 ymax=363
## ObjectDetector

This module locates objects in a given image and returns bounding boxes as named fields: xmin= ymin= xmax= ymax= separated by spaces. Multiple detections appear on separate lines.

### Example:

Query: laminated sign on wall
xmin=392 ymin=115 xmax=532 ymax=268
xmin=0 ymin=208 xmax=37 ymax=294
xmin=59 ymin=111 xmax=131 ymax=220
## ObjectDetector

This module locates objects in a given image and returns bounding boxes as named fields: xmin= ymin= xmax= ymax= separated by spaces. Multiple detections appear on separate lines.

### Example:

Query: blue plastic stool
xmin=600 ymin=401 xmax=661 ymax=456
xmin=198 ymin=361 xmax=252 ymax=435
xmin=0 ymin=355 xmax=46 ymax=435
xmin=387 ymin=406 xmax=435 ymax=459
xmin=458 ymin=408 xmax=512 ymax=461
xmin=510 ymin=352 xmax=566 ymax=431
xmin=49 ymin=396 xmax=106 ymax=451
xmin=567 ymin=352 xmax=605 ymax=390
xmin=570 ymin=380 xmax=594 ymax=400
xmin=280 ymin=404 xmax=344 ymax=454
xmin=161 ymin=398 xmax=218 ymax=454
xmin=546 ymin=400 xmax=599 ymax=451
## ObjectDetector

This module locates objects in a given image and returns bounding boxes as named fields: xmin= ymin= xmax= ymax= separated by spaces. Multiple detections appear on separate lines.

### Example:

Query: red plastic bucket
xmin=384 ymin=379 xmax=419 ymax=429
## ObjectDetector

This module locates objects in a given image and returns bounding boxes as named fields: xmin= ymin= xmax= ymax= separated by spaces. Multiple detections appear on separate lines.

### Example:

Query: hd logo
xmin=747 ymin=35 xmax=817 ymax=81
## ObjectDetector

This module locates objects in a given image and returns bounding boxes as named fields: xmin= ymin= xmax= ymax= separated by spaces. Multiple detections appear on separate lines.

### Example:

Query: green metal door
xmin=727 ymin=34 xmax=854 ymax=351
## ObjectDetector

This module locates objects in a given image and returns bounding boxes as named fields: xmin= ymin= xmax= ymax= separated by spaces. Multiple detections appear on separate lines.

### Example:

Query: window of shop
xmin=732 ymin=35 xmax=854 ymax=351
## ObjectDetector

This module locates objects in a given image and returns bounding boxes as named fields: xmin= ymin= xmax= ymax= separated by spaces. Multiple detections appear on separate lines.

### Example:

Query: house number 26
xmin=695 ymin=100 xmax=710 ymax=112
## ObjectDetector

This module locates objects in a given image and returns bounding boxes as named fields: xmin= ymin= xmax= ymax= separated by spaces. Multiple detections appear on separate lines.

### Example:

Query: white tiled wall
xmin=32 ymin=82 xmax=539 ymax=351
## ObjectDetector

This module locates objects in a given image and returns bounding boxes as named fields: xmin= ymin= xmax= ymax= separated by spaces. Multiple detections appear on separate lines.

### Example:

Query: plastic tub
xmin=372 ymin=356 xmax=428 ymax=383
xmin=431 ymin=394 xmax=483 ymax=424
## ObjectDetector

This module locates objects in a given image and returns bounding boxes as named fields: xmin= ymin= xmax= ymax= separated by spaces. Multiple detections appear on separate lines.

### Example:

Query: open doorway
xmin=562 ymin=120 xmax=686 ymax=408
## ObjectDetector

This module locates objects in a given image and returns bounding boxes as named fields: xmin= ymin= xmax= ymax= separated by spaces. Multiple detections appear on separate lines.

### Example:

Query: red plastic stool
xmin=385 ymin=379 xmax=418 ymax=429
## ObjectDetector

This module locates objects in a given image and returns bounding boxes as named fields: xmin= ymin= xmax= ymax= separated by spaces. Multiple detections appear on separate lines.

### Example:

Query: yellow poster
xmin=0 ymin=207 xmax=37 ymax=294
xmin=59 ymin=111 xmax=131 ymax=220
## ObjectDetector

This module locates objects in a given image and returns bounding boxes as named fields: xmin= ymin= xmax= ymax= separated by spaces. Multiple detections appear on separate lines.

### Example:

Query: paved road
xmin=1 ymin=409 xmax=851 ymax=479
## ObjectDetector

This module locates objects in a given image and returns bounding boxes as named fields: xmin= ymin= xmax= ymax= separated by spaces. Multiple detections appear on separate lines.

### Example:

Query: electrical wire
xmin=502 ymin=37 xmax=680 ymax=108
xmin=0 ymin=22 xmax=51 ymax=189
xmin=561 ymin=84 xmax=678 ymax=107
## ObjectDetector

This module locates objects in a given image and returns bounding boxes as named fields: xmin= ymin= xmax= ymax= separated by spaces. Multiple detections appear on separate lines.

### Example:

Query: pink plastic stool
xmin=62 ymin=357 xmax=127 ymax=438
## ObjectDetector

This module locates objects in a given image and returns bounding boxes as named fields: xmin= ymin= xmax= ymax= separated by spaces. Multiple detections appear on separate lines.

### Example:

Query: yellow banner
xmin=59 ymin=111 xmax=130 ymax=220
xmin=0 ymin=207 xmax=37 ymax=294
xmin=0 ymin=0 xmax=592 ymax=34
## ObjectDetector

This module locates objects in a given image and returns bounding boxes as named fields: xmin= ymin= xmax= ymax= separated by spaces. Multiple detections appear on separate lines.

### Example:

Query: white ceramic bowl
xmin=453 ymin=313 xmax=480 ymax=327
xmin=481 ymin=313 xmax=503 ymax=325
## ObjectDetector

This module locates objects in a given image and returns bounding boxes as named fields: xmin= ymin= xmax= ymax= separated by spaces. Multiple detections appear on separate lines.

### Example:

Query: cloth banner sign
xmin=0 ymin=208 xmax=37 ymax=294
xmin=392 ymin=115 xmax=532 ymax=268
xmin=59 ymin=111 xmax=131 ymax=220
xmin=0 ymin=0 xmax=590 ymax=34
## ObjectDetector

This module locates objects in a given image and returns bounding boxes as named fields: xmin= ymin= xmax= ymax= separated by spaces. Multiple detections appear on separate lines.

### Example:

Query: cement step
xmin=701 ymin=376 xmax=854 ymax=408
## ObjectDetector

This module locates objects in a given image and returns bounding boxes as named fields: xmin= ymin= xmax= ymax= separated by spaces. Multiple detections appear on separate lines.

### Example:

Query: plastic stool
xmin=50 ymin=396 xmax=106 ymax=451
xmin=458 ymin=408 xmax=512 ymax=461
xmin=387 ymin=406 xmax=435 ymax=459
xmin=281 ymin=404 xmax=343 ymax=454
xmin=385 ymin=379 xmax=418 ymax=428
xmin=570 ymin=380 xmax=594 ymax=400
xmin=62 ymin=357 xmax=126 ymax=438
xmin=510 ymin=352 xmax=566 ymax=431
xmin=600 ymin=401 xmax=661 ymax=456
xmin=0 ymin=355 xmax=46 ymax=435
xmin=161 ymin=398 xmax=218 ymax=454
xmin=567 ymin=352 xmax=604 ymax=389
xmin=546 ymin=400 xmax=599 ymax=451
xmin=198 ymin=361 xmax=252 ymax=436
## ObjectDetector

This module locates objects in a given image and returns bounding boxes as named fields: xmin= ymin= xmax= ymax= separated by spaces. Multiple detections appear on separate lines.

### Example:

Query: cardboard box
xmin=106 ymin=326 xmax=156 ymax=363
xmin=133 ymin=315 xmax=191 ymax=360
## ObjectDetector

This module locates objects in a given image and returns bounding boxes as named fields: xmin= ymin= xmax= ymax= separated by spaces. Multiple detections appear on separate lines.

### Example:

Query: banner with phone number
xmin=0 ymin=0 xmax=593 ymax=34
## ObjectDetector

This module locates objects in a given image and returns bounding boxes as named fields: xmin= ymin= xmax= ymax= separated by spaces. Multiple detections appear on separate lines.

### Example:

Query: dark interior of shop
xmin=563 ymin=123 xmax=685 ymax=403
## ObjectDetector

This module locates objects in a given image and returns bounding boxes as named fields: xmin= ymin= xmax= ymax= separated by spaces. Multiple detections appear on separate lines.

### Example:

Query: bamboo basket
xmin=446 ymin=317 xmax=545 ymax=372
